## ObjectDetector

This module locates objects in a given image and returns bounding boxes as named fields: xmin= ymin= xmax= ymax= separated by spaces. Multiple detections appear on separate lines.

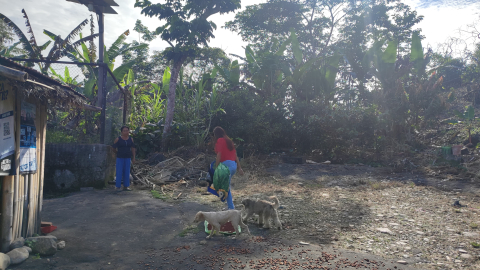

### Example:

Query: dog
xmin=241 ymin=196 xmax=282 ymax=230
xmin=193 ymin=205 xmax=250 ymax=239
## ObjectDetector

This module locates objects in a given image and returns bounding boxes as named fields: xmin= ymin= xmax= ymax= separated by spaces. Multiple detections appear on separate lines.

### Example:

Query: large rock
xmin=24 ymin=247 xmax=32 ymax=254
xmin=6 ymin=247 xmax=29 ymax=265
xmin=57 ymin=241 xmax=65 ymax=250
xmin=25 ymin=236 xmax=57 ymax=256
xmin=9 ymin=237 xmax=25 ymax=250
xmin=0 ymin=253 xmax=10 ymax=270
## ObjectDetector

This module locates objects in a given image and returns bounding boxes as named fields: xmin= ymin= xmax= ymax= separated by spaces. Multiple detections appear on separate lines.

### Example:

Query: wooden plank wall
xmin=1 ymin=92 xmax=47 ymax=251
xmin=0 ymin=86 xmax=19 ymax=252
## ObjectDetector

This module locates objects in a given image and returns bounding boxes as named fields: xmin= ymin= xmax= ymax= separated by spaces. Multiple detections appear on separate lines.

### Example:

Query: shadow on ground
xmin=10 ymin=188 xmax=414 ymax=270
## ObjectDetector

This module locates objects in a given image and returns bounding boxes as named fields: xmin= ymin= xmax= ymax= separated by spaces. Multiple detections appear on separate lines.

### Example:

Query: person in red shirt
xmin=214 ymin=126 xmax=244 ymax=209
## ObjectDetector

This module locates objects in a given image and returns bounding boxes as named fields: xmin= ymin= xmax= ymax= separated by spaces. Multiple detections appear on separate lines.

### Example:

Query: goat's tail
xmin=268 ymin=196 xmax=280 ymax=209
xmin=236 ymin=204 xmax=245 ymax=211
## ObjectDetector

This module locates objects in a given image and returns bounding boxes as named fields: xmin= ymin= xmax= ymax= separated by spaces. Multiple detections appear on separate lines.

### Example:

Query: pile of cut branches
xmin=131 ymin=154 xmax=212 ymax=189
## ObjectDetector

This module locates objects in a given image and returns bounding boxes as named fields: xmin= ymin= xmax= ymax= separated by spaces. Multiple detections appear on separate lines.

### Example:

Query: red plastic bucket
xmin=41 ymin=225 xmax=57 ymax=234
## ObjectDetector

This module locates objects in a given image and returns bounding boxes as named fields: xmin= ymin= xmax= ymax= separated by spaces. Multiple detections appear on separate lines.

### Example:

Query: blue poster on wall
xmin=19 ymin=101 xmax=36 ymax=174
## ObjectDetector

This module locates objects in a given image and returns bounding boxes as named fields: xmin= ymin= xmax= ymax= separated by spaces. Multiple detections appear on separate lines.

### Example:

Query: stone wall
xmin=44 ymin=144 xmax=116 ymax=192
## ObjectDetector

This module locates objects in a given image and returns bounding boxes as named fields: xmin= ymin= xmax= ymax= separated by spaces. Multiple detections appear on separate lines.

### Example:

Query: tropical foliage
xmin=3 ymin=1 xmax=480 ymax=162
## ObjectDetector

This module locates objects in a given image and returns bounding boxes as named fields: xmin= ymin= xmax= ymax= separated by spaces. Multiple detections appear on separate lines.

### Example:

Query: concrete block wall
xmin=44 ymin=144 xmax=116 ymax=192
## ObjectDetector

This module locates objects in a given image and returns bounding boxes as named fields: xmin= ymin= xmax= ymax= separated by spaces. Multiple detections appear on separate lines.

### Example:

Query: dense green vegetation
xmin=2 ymin=1 xmax=480 ymax=163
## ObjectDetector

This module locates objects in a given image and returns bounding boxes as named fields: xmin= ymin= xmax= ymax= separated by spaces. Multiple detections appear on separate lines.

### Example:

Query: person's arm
xmin=235 ymin=155 xmax=244 ymax=175
xmin=113 ymin=137 xmax=119 ymax=153
xmin=131 ymin=138 xmax=136 ymax=163
xmin=215 ymin=152 xmax=221 ymax=169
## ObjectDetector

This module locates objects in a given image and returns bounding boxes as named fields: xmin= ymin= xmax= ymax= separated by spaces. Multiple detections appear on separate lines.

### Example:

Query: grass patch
xmin=179 ymin=225 xmax=200 ymax=237
xmin=151 ymin=190 xmax=168 ymax=201
xmin=471 ymin=242 xmax=480 ymax=248
xmin=25 ymin=240 xmax=33 ymax=248
xmin=369 ymin=181 xmax=381 ymax=190
xmin=304 ymin=181 xmax=324 ymax=189
xmin=470 ymin=223 xmax=478 ymax=229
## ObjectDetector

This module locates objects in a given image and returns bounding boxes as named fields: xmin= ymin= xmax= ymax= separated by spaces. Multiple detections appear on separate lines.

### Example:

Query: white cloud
xmin=404 ymin=0 xmax=480 ymax=53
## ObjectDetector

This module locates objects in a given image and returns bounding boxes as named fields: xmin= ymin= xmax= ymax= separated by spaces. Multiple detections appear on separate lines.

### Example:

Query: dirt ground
xmin=10 ymin=159 xmax=480 ymax=270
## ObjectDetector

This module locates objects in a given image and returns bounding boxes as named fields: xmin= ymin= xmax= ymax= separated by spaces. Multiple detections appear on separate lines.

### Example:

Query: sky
xmin=1 ymin=0 xmax=479 ymax=64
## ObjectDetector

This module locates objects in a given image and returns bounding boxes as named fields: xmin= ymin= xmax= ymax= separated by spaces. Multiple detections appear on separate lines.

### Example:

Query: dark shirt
xmin=114 ymin=136 xmax=135 ymax=159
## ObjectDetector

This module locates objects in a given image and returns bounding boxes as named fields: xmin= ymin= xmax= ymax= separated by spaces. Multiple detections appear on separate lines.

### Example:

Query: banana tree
xmin=65 ymin=30 xmax=148 ymax=99
xmin=42 ymin=17 xmax=98 ymax=73
xmin=240 ymin=29 xmax=341 ymax=106
xmin=0 ymin=10 xmax=98 ymax=72
xmin=0 ymin=10 xmax=50 ymax=67
xmin=449 ymin=105 xmax=479 ymax=144
xmin=0 ymin=42 xmax=22 ymax=57
xmin=126 ymin=68 xmax=167 ymax=126
xmin=49 ymin=66 xmax=82 ymax=90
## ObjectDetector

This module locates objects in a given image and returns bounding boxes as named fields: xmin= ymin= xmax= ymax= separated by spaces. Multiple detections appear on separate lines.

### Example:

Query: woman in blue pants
xmin=213 ymin=126 xmax=244 ymax=209
xmin=113 ymin=126 xmax=136 ymax=191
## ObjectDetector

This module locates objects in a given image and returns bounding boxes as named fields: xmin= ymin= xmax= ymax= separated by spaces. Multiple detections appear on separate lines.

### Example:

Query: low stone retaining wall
xmin=44 ymin=144 xmax=116 ymax=192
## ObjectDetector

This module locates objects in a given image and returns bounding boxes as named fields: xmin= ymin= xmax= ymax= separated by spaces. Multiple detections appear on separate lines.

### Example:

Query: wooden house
xmin=0 ymin=56 xmax=99 ymax=252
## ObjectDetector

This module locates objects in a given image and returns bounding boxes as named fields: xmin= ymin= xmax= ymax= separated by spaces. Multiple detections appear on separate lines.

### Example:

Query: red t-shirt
xmin=215 ymin=138 xmax=236 ymax=162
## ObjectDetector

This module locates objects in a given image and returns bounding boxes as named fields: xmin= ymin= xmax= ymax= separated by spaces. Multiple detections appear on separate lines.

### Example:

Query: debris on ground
xmin=131 ymin=154 xmax=211 ymax=189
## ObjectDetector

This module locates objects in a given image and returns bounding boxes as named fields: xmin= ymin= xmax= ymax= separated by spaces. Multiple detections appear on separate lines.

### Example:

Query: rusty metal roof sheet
xmin=65 ymin=0 xmax=119 ymax=14
xmin=0 ymin=56 xmax=101 ymax=110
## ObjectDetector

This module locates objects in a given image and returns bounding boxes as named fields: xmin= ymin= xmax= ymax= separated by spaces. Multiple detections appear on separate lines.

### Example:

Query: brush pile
xmin=131 ymin=153 xmax=212 ymax=189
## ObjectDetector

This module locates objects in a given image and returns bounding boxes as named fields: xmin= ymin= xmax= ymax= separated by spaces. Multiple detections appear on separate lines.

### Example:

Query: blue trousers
xmin=222 ymin=160 xmax=237 ymax=209
xmin=207 ymin=160 xmax=237 ymax=209
xmin=116 ymin=158 xmax=131 ymax=188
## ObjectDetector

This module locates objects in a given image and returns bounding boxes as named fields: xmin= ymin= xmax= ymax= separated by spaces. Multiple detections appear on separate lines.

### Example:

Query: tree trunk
xmin=162 ymin=59 xmax=184 ymax=151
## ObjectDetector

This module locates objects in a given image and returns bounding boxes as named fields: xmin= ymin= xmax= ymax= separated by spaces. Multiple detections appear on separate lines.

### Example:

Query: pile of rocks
xmin=0 ymin=235 xmax=65 ymax=269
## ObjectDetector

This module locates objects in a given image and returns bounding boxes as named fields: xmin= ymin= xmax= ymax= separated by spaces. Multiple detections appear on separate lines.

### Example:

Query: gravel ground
xmin=180 ymin=161 xmax=480 ymax=270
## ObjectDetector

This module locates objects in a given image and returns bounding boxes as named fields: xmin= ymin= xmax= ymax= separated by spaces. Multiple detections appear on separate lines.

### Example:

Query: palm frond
xmin=62 ymin=19 xmax=88 ymax=47
xmin=43 ymin=29 xmax=64 ymax=67
xmin=119 ymin=43 xmax=148 ymax=56
xmin=107 ymin=30 xmax=130 ymax=61
xmin=43 ymin=29 xmax=58 ymax=41
xmin=38 ymin=40 xmax=52 ymax=51
xmin=0 ymin=13 xmax=36 ymax=59
xmin=66 ymin=34 xmax=99 ymax=51
xmin=21 ymin=9 xmax=41 ymax=59
xmin=0 ymin=42 xmax=20 ymax=57
xmin=62 ymin=34 xmax=99 ymax=58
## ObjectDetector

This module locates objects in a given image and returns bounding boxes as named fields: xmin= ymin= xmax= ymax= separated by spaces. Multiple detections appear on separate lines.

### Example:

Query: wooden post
xmin=0 ymin=65 xmax=28 ymax=82
xmin=98 ymin=12 xmax=107 ymax=144
xmin=21 ymin=174 xmax=29 ymax=237
xmin=28 ymin=174 xmax=34 ymax=237
xmin=17 ymin=174 xmax=24 ymax=238
xmin=2 ymin=88 xmax=21 ymax=250
xmin=1 ymin=176 xmax=14 ymax=252
xmin=11 ymin=173 xmax=18 ymax=240
xmin=36 ymin=105 xmax=47 ymax=235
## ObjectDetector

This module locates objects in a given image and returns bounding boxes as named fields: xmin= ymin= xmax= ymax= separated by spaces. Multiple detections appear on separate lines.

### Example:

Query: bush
xmin=46 ymin=130 xmax=76 ymax=143
xmin=211 ymin=89 xmax=293 ymax=154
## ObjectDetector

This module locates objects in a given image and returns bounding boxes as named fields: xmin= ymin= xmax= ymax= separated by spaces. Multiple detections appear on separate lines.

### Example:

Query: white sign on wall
xmin=0 ymin=80 xmax=15 ymax=176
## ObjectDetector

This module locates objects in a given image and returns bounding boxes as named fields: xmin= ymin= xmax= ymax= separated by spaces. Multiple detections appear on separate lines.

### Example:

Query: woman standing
xmin=213 ymin=126 xmax=244 ymax=209
xmin=113 ymin=126 xmax=136 ymax=191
